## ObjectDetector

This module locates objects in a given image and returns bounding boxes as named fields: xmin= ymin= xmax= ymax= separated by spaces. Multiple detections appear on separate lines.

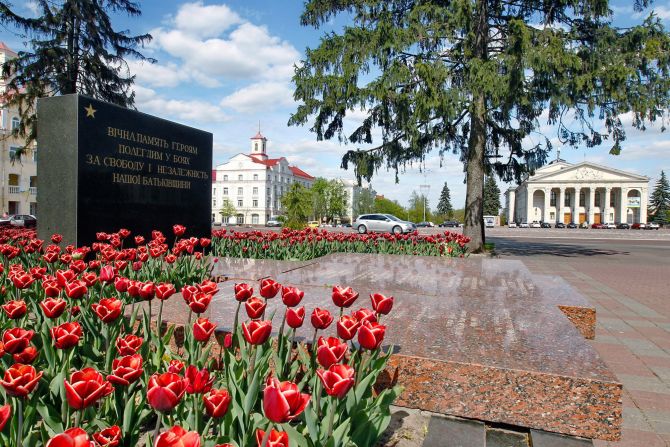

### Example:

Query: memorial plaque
xmin=37 ymin=94 xmax=212 ymax=247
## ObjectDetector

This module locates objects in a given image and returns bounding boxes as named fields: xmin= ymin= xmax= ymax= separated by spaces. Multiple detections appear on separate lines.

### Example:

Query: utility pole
xmin=419 ymin=170 xmax=430 ymax=222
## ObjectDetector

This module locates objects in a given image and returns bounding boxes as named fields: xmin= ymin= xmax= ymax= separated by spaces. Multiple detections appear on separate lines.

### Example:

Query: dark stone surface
xmin=485 ymin=428 xmax=528 ymax=447
xmin=37 ymin=94 xmax=212 ymax=246
xmin=530 ymin=430 xmax=593 ymax=447
xmin=422 ymin=415 xmax=486 ymax=447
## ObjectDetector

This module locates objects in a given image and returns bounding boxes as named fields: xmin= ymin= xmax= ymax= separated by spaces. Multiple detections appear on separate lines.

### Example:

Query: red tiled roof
xmin=289 ymin=166 xmax=315 ymax=180
xmin=248 ymin=155 xmax=281 ymax=166
xmin=0 ymin=42 xmax=16 ymax=54
xmin=250 ymin=131 xmax=266 ymax=140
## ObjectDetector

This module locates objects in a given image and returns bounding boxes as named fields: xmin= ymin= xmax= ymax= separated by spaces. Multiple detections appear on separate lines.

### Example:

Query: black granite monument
xmin=37 ymin=94 xmax=213 ymax=247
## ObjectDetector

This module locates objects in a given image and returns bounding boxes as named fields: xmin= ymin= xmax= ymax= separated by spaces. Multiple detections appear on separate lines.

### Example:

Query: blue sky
xmin=5 ymin=1 xmax=670 ymax=211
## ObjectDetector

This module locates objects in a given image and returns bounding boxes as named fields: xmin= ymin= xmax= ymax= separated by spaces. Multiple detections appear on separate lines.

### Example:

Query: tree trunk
xmin=463 ymin=0 xmax=488 ymax=253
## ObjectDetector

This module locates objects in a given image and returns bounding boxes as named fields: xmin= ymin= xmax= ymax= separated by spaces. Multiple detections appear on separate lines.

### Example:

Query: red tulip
xmin=199 ymin=280 xmax=218 ymax=295
xmin=51 ymin=322 xmax=82 ymax=349
xmin=108 ymin=355 xmax=143 ymax=386
xmin=139 ymin=281 xmax=155 ymax=300
xmin=185 ymin=365 xmax=214 ymax=394
xmin=2 ymin=327 xmax=34 ymax=354
xmin=168 ymin=360 xmax=185 ymax=374
xmin=317 ymin=364 xmax=355 ymax=398
xmin=255 ymin=429 xmax=289 ymax=447
xmin=56 ymin=269 xmax=76 ymax=287
xmin=316 ymin=336 xmax=348 ymax=368
xmin=51 ymin=233 xmax=63 ymax=243
xmin=93 ymin=425 xmax=121 ymax=447
xmin=242 ymin=320 xmax=272 ymax=345
xmin=0 ymin=363 xmax=42 ymax=397
xmin=259 ymin=278 xmax=280 ymax=299
xmin=310 ymin=308 xmax=333 ymax=330
xmin=65 ymin=280 xmax=87 ymax=299
xmin=234 ymin=283 xmax=253 ymax=302
xmin=99 ymin=265 xmax=116 ymax=283
xmin=116 ymin=334 xmax=143 ymax=356
xmin=91 ymin=298 xmax=122 ymax=323
xmin=156 ymin=283 xmax=176 ymax=300
xmin=245 ymin=297 xmax=266 ymax=319
xmin=40 ymin=298 xmax=67 ymax=319
xmin=0 ymin=404 xmax=10 ymax=432
xmin=281 ymin=286 xmax=304 ymax=307
xmin=64 ymin=367 xmax=114 ymax=409
xmin=13 ymin=346 xmax=38 ymax=364
xmin=147 ymin=373 xmax=187 ymax=412
xmin=188 ymin=292 xmax=212 ymax=314
xmin=42 ymin=279 xmax=62 ymax=297
xmin=118 ymin=228 xmax=131 ymax=238
xmin=81 ymin=271 xmax=98 ymax=287
xmin=2 ymin=300 xmax=27 ymax=319
xmin=193 ymin=318 xmax=216 ymax=343
xmin=173 ymin=225 xmax=187 ymax=237
xmin=154 ymin=425 xmax=200 ymax=447
xmin=203 ymin=388 xmax=231 ymax=418
xmin=199 ymin=237 xmax=211 ymax=247
xmin=357 ymin=321 xmax=386 ymax=350
xmin=114 ymin=277 xmax=129 ymax=293
xmin=11 ymin=272 xmax=34 ymax=289
xmin=286 ymin=307 xmax=305 ymax=329
xmin=181 ymin=285 xmax=198 ymax=303
xmin=46 ymin=428 xmax=93 ymax=447
xmin=262 ymin=377 xmax=310 ymax=423
xmin=370 ymin=293 xmax=394 ymax=315
xmin=332 ymin=285 xmax=359 ymax=308
xmin=336 ymin=315 xmax=360 ymax=341
xmin=353 ymin=308 xmax=377 ymax=324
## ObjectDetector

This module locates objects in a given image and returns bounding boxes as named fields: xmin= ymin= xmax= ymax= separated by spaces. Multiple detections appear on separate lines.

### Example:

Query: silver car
xmin=353 ymin=214 xmax=416 ymax=234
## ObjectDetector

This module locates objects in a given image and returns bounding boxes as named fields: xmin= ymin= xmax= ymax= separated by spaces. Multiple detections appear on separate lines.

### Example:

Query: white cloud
xmin=134 ymin=86 xmax=228 ymax=124
xmin=220 ymin=82 xmax=295 ymax=113
xmin=174 ymin=2 xmax=242 ymax=38
xmin=128 ymin=60 xmax=190 ymax=88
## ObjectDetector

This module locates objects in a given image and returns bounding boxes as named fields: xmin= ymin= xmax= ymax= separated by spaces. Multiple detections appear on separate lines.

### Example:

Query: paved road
xmin=491 ymin=236 xmax=670 ymax=447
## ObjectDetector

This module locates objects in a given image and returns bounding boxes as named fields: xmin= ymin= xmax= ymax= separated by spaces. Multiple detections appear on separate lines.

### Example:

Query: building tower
xmin=249 ymin=125 xmax=268 ymax=161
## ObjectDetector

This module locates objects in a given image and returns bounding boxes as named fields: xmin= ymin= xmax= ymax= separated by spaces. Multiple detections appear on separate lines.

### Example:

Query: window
xmin=237 ymin=187 xmax=243 ymax=195
xmin=238 ymin=174 xmax=243 ymax=181
xmin=253 ymin=174 xmax=258 ymax=181
xmin=253 ymin=187 xmax=258 ymax=195
xmin=9 ymin=146 xmax=19 ymax=160
xmin=610 ymin=193 xmax=616 ymax=207
xmin=213 ymin=188 xmax=216 ymax=195
xmin=223 ymin=175 xmax=228 ymax=181
xmin=594 ymin=192 xmax=601 ymax=207
xmin=255 ymin=142 xmax=259 ymax=151
xmin=30 ymin=202 xmax=37 ymax=216
xmin=213 ymin=199 xmax=217 ymax=207
xmin=236 ymin=214 xmax=244 ymax=224
xmin=252 ymin=214 xmax=259 ymax=224
xmin=253 ymin=199 xmax=258 ymax=207
xmin=223 ymin=187 xmax=228 ymax=195
xmin=267 ymin=198 xmax=271 ymax=206
xmin=11 ymin=117 xmax=19 ymax=130
xmin=550 ymin=191 xmax=557 ymax=207
xmin=579 ymin=191 xmax=585 ymax=207
xmin=32 ymin=149 xmax=37 ymax=162
xmin=564 ymin=193 xmax=571 ymax=206
xmin=267 ymin=188 xmax=270 ymax=195
xmin=237 ymin=199 xmax=243 ymax=207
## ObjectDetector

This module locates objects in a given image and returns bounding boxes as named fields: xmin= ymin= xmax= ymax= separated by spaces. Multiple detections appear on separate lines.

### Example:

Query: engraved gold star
xmin=85 ymin=104 xmax=97 ymax=118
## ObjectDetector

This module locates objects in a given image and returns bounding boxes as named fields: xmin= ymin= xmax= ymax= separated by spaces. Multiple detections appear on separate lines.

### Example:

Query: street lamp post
xmin=419 ymin=183 xmax=430 ymax=222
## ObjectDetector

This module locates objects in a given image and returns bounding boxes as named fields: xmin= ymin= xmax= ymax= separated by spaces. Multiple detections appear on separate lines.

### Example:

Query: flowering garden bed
xmin=0 ymin=226 xmax=402 ymax=446
xmin=211 ymin=228 xmax=470 ymax=260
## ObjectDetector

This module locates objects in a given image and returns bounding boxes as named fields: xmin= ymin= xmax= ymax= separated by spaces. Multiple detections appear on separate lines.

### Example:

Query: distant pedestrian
xmin=2 ymin=212 xmax=7 ymax=219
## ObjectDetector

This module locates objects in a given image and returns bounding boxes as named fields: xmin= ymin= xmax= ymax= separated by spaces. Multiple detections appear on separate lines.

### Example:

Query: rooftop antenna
xmin=556 ymin=147 xmax=560 ymax=162
xmin=258 ymin=121 xmax=261 ymax=133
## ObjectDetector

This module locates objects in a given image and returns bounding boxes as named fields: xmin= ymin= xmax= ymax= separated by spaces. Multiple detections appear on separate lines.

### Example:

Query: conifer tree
xmin=290 ymin=0 xmax=670 ymax=252
xmin=1 ymin=1 xmax=153 ymax=156
xmin=650 ymin=171 xmax=670 ymax=224
xmin=436 ymin=182 xmax=454 ymax=219
xmin=483 ymin=176 xmax=502 ymax=216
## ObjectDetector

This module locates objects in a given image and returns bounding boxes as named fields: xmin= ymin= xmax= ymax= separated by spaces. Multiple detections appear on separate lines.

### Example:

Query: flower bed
xmin=211 ymin=228 xmax=470 ymax=260
xmin=0 ymin=225 xmax=401 ymax=447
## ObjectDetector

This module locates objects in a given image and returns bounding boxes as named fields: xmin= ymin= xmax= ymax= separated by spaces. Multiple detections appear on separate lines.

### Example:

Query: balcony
xmin=29 ymin=187 xmax=36 ymax=195
xmin=8 ymin=186 xmax=19 ymax=194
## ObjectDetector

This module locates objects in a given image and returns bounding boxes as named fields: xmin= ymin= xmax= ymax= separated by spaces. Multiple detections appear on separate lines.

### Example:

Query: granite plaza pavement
xmin=489 ymin=233 xmax=670 ymax=447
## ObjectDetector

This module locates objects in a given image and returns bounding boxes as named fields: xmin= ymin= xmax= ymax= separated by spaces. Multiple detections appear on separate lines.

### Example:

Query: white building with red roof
xmin=211 ymin=131 xmax=315 ymax=225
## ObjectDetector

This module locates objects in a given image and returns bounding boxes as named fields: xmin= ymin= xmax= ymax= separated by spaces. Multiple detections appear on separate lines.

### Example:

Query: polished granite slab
xmin=210 ymin=257 xmax=315 ymax=281
xmin=159 ymin=254 xmax=620 ymax=440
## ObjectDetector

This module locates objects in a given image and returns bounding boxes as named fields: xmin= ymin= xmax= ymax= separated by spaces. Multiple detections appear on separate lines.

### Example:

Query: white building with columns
xmin=505 ymin=160 xmax=649 ymax=225
xmin=211 ymin=131 xmax=315 ymax=225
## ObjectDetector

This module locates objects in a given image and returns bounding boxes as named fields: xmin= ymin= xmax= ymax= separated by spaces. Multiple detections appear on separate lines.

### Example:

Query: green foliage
xmin=436 ymin=182 xmax=454 ymax=219
xmin=219 ymin=198 xmax=237 ymax=220
xmin=1 ymin=0 xmax=153 ymax=156
xmin=354 ymin=187 xmax=376 ymax=219
xmin=650 ymin=170 xmax=670 ymax=224
xmin=373 ymin=196 xmax=405 ymax=218
xmin=407 ymin=191 xmax=431 ymax=223
xmin=281 ymin=183 xmax=313 ymax=228
xmin=290 ymin=0 xmax=670 ymax=250
xmin=483 ymin=176 xmax=502 ymax=216
xmin=310 ymin=178 xmax=349 ymax=222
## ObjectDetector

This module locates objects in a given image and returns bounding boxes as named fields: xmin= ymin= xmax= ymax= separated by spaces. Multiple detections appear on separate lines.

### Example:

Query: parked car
xmin=530 ymin=221 xmax=541 ymax=228
xmin=508 ymin=222 xmax=517 ymax=228
xmin=616 ymin=223 xmax=630 ymax=229
xmin=439 ymin=221 xmax=460 ymax=228
xmin=603 ymin=222 xmax=617 ymax=229
xmin=416 ymin=221 xmax=435 ymax=228
xmin=0 ymin=214 xmax=37 ymax=228
xmin=631 ymin=223 xmax=646 ymax=230
xmin=341 ymin=223 xmax=352 ymax=228
xmin=553 ymin=222 xmax=565 ymax=228
xmin=591 ymin=223 xmax=605 ymax=229
xmin=567 ymin=222 xmax=578 ymax=229
xmin=540 ymin=222 xmax=552 ymax=228
xmin=307 ymin=221 xmax=320 ymax=229
xmin=353 ymin=214 xmax=416 ymax=235
xmin=519 ymin=222 xmax=529 ymax=228
xmin=646 ymin=222 xmax=660 ymax=230
xmin=580 ymin=222 xmax=590 ymax=229
xmin=265 ymin=218 xmax=282 ymax=227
